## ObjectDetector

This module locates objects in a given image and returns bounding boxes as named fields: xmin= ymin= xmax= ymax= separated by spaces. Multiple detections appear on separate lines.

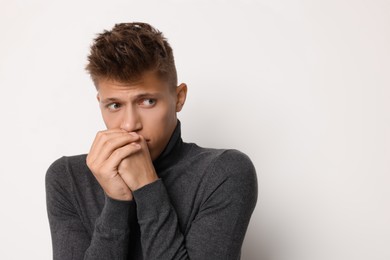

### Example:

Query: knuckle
xmin=89 ymin=163 xmax=97 ymax=172
xmin=108 ymin=139 xmax=117 ymax=147
xmin=96 ymin=131 xmax=109 ymax=141
xmin=111 ymin=149 xmax=122 ymax=158
xmin=86 ymin=156 xmax=93 ymax=167
xmin=86 ymin=159 xmax=100 ymax=175
xmin=100 ymin=134 xmax=108 ymax=143
xmin=96 ymin=131 xmax=104 ymax=138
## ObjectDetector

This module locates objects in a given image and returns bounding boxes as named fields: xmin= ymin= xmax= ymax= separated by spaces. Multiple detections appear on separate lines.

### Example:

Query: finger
xmin=89 ymin=130 xmax=137 ymax=157
xmin=138 ymin=135 xmax=148 ymax=148
xmin=104 ymin=142 xmax=142 ymax=169
xmin=93 ymin=133 xmax=141 ymax=164
xmin=88 ymin=130 xmax=139 ymax=163
xmin=88 ymin=129 xmax=126 ymax=157
xmin=137 ymin=135 xmax=153 ymax=158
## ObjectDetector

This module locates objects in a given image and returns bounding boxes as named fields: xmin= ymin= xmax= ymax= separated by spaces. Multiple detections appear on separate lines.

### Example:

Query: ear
xmin=175 ymin=83 xmax=187 ymax=112
xmin=96 ymin=92 xmax=100 ymax=105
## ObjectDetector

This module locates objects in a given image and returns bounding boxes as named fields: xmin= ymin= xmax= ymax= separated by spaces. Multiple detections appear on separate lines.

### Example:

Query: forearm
xmin=133 ymin=181 xmax=255 ymax=260
xmin=47 ymin=194 xmax=135 ymax=260
xmin=84 ymin=196 xmax=136 ymax=260
xmin=132 ymin=151 xmax=258 ymax=260
xmin=134 ymin=180 xmax=188 ymax=260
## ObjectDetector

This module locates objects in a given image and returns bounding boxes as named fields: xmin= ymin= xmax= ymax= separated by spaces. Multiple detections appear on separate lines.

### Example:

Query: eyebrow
xmin=100 ymin=97 xmax=121 ymax=104
xmin=100 ymin=93 xmax=162 ymax=104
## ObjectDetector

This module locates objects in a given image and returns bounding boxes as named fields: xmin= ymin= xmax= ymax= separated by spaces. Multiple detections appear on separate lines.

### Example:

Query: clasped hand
xmin=86 ymin=129 xmax=158 ymax=201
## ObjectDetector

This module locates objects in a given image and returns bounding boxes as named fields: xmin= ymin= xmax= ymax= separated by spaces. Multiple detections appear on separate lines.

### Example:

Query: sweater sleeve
xmin=133 ymin=150 xmax=258 ymax=260
xmin=84 ymin=196 xmax=136 ymax=259
xmin=46 ymin=157 xmax=136 ymax=260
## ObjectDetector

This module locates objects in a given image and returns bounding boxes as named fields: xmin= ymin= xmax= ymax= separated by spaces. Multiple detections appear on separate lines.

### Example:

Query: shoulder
xmin=188 ymin=144 xmax=255 ymax=176
xmin=186 ymin=144 xmax=257 ymax=189
xmin=46 ymin=154 xmax=89 ymax=185
xmin=46 ymin=154 xmax=92 ymax=218
xmin=189 ymin=146 xmax=258 ymax=212
xmin=183 ymin=143 xmax=250 ymax=167
xmin=215 ymin=149 xmax=255 ymax=170
xmin=46 ymin=154 xmax=88 ymax=174
xmin=210 ymin=149 xmax=257 ymax=184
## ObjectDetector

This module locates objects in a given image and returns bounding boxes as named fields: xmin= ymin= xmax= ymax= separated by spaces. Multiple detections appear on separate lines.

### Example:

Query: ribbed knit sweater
xmin=46 ymin=122 xmax=257 ymax=260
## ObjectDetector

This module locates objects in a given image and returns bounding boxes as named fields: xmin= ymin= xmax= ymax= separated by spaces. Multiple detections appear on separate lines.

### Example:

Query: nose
xmin=120 ymin=106 xmax=142 ymax=132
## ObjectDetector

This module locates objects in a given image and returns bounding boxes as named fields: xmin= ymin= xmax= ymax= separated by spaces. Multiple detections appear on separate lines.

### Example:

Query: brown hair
xmin=86 ymin=22 xmax=177 ymax=87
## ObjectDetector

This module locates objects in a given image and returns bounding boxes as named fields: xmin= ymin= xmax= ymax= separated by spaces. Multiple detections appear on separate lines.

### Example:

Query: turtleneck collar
xmin=153 ymin=120 xmax=183 ymax=173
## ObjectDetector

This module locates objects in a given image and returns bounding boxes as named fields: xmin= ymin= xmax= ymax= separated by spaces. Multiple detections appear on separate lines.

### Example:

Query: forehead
xmin=96 ymin=71 xmax=173 ymax=95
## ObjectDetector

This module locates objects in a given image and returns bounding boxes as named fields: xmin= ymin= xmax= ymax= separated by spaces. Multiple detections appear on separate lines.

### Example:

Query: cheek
xmin=143 ymin=110 xmax=167 ymax=130
xmin=101 ymin=110 xmax=122 ymax=129
xmin=143 ymin=104 xmax=176 ymax=137
xmin=156 ymin=104 xmax=176 ymax=127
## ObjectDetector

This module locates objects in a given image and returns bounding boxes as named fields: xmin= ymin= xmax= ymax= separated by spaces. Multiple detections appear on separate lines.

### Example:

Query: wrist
xmin=130 ymin=174 xmax=159 ymax=191
xmin=105 ymin=189 xmax=133 ymax=201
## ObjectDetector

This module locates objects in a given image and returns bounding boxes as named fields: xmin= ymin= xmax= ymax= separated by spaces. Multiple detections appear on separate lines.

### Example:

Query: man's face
xmin=96 ymin=72 xmax=186 ymax=160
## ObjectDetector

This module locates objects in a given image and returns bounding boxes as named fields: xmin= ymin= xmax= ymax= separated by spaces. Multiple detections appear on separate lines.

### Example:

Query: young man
xmin=46 ymin=22 xmax=257 ymax=260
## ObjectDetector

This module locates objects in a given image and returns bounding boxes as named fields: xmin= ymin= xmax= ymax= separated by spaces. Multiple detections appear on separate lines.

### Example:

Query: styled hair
xmin=86 ymin=22 xmax=177 ymax=87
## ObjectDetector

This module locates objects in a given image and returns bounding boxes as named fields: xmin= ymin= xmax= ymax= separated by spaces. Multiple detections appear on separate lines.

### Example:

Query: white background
xmin=0 ymin=1 xmax=389 ymax=259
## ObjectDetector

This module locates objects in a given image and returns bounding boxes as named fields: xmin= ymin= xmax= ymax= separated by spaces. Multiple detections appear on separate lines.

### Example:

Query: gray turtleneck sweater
xmin=46 ymin=122 xmax=257 ymax=260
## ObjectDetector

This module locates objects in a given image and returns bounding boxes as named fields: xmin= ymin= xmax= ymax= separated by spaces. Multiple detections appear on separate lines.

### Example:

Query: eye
xmin=107 ymin=102 xmax=121 ymax=110
xmin=140 ymin=98 xmax=156 ymax=107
